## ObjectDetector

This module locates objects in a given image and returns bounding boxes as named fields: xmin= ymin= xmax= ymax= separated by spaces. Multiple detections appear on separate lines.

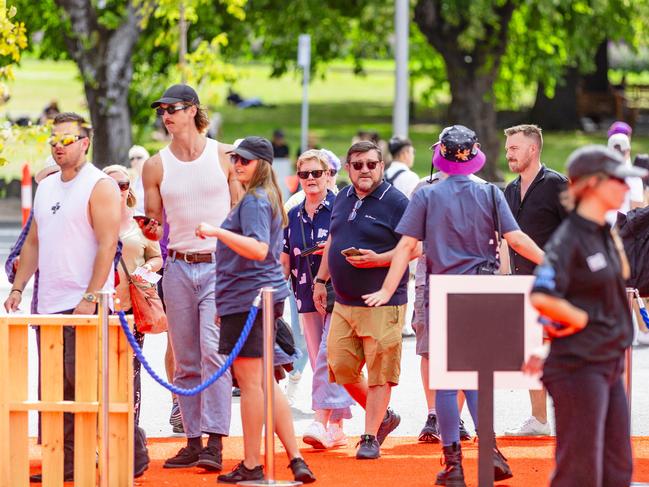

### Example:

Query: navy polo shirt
xmin=283 ymin=190 xmax=335 ymax=313
xmin=328 ymin=181 xmax=409 ymax=306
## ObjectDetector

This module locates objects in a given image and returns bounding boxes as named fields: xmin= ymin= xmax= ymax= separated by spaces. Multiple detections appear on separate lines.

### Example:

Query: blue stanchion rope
xmin=639 ymin=306 xmax=649 ymax=329
xmin=117 ymin=294 xmax=261 ymax=396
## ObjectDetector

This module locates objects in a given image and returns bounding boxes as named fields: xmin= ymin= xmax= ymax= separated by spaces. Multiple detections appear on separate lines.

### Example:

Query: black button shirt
xmin=504 ymin=166 xmax=567 ymax=275
xmin=531 ymin=212 xmax=633 ymax=373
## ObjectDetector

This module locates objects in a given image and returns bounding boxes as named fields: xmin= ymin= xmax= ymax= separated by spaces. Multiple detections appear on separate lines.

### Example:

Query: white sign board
xmin=428 ymin=275 xmax=542 ymax=390
xmin=297 ymin=34 xmax=311 ymax=68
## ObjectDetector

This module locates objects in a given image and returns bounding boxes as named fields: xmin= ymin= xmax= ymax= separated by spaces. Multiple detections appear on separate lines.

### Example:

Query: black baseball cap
xmin=228 ymin=136 xmax=274 ymax=164
xmin=567 ymin=145 xmax=647 ymax=182
xmin=388 ymin=136 xmax=412 ymax=156
xmin=150 ymin=84 xmax=200 ymax=108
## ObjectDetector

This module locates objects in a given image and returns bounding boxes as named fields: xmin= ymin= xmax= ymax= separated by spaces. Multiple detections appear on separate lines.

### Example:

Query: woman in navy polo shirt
xmin=195 ymin=136 xmax=315 ymax=484
xmin=527 ymin=145 xmax=646 ymax=487
xmin=281 ymin=149 xmax=354 ymax=450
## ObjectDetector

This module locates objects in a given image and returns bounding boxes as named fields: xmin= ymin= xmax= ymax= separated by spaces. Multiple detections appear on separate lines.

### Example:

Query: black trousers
xmin=543 ymin=357 xmax=633 ymax=487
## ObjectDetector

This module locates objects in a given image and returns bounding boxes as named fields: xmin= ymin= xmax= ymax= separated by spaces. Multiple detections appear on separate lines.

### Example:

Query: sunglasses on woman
xmin=350 ymin=160 xmax=380 ymax=171
xmin=229 ymin=154 xmax=253 ymax=166
xmin=117 ymin=181 xmax=130 ymax=191
xmin=297 ymin=170 xmax=326 ymax=179
xmin=155 ymin=104 xmax=191 ymax=116
xmin=47 ymin=134 xmax=87 ymax=147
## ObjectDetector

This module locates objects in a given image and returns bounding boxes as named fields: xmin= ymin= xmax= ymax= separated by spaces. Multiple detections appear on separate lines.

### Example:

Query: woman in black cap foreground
xmin=525 ymin=145 xmax=647 ymax=487
xmin=196 ymin=136 xmax=315 ymax=484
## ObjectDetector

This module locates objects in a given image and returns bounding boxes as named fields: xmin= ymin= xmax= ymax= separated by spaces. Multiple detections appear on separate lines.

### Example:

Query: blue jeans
xmin=288 ymin=287 xmax=308 ymax=375
xmin=543 ymin=358 xmax=632 ymax=487
xmin=163 ymin=258 xmax=232 ymax=438
xmin=300 ymin=312 xmax=353 ymax=420
xmin=436 ymin=389 xmax=478 ymax=446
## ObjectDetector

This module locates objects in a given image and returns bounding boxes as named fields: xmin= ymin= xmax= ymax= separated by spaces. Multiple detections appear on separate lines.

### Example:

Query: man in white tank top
xmin=141 ymin=84 xmax=243 ymax=470
xmin=4 ymin=112 xmax=121 ymax=481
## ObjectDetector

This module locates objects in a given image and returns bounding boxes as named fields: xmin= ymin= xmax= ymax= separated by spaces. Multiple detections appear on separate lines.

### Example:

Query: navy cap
xmin=151 ymin=84 xmax=200 ymax=108
xmin=567 ymin=145 xmax=647 ymax=182
xmin=228 ymin=136 xmax=274 ymax=164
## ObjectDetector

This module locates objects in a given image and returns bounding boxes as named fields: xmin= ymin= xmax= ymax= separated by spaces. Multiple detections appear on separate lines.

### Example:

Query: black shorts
xmin=218 ymin=302 xmax=284 ymax=358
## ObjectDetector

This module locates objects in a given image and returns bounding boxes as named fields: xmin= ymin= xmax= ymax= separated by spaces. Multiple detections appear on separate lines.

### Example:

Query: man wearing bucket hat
xmin=141 ymin=84 xmax=244 ymax=471
xmin=364 ymin=125 xmax=545 ymax=486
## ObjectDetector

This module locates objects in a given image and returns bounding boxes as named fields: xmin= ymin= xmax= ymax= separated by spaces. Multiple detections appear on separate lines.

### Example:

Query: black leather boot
xmin=435 ymin=442 xmax=466 ymax=487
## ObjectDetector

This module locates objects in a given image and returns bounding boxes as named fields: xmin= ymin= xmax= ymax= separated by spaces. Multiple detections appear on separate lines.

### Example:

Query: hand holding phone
xmin=341 ymin=247 xmax=363 ymax=257
xmin=301 ymin=241 xmax=325 ymax=257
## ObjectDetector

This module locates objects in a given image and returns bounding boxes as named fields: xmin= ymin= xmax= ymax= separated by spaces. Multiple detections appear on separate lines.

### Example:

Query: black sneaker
xmin=288 ymin=457 xmax=316 ymax=483
xmin=418 ymin=413 xmax=441 ymax=443
xmin=376 ymin=408 xmax=401 ymax=445
xmin=356 ymin=434 xmax=380 ymax=459
xmin=459 ymin=419 xmax=472 ymax=441
xmin=196 ymin=445 xmax=223 ymax=471
xmin=494 ymin=446 xmax=513 ymax=481
xmin=217 ymin=462 xmax=264 ymax=483
xmin=30 ymin=470 xmax=74 ymax=482
xmin=163 ymin=446 xmax=200 ymax=468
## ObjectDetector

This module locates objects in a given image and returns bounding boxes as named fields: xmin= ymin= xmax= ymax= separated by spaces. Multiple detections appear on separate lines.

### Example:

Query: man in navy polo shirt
xmin=313 ymin=140 xmax=419 ymax=460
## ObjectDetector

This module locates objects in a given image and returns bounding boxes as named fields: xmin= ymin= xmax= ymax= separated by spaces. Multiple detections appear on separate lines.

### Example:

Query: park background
xmin=0 ymin=0 xmax=649 ymax=194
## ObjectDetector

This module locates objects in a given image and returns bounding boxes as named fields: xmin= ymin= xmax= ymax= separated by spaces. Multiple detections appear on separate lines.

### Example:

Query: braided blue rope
xmin=117 ymin=295 xmax=260 ymax=396
xmin=639 ymin=306 xmax=649 ymax=328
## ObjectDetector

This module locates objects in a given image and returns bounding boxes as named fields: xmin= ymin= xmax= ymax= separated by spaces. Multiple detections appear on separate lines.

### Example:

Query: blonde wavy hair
xmin=103 ymin=164 xmax=136 ymax=208
xmin=297 ymin=149 xmax=329 ymax=172
xmin=245 ymin=159 xmax=288 ymax=227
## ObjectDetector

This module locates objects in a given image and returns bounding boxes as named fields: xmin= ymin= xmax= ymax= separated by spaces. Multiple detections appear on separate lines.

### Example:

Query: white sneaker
xmin=285 ymin=372 xmax=301 ymax=406
xmin=326 ymin=423 xmax=348 ymax=448
xmin=303 ymin=421 xmax=331 ymax=449
xmin=504 ymin=416 xmax=551 ymax=436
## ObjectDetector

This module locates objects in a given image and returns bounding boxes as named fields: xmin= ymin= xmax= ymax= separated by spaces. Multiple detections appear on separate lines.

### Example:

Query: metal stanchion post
xmin=625 ymin=288 xmax=635 ymax=421
xmin=240 ymin=288 xmax=300 ymax=486
xmin=97 ymin=291 xmax=110 ymax=487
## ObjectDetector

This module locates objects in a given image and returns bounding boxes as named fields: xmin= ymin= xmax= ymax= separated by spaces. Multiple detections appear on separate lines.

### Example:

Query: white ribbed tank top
xmin=160 ymin=138 xmax=230 ymax=252
xmin=34 ymin=163 xmax=115 ymax=313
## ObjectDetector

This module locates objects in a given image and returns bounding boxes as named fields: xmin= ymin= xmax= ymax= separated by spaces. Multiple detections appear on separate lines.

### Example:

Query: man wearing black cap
xmin=141 ymin=84 xmax=243 ymax=471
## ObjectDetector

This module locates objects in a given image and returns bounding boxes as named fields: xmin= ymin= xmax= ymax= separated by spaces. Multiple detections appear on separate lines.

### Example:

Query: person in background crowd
xmin=607 ymin=120 xmax=632 ymax=139
xmin=605 ymin=132 xmax=644 ymax=225
xmin=104 ymin=164 xmax=159 ymax=477
xmin=272 ymin=129 xmax=290 ymax=159
xmin=281 ymin=149 xmax=354 ymax=450
xmin=633 ymin=153 xmax=649 ymax=203
xmin=129 ymin=145 xmax=150 ymax=215
xmin=364 ymin=125 xmax=545 ymax=486
xmin=142 ymin=84 xmax=243 ymax=471
xmin=526 ymin=145 xmax=646 ymax=487
xmin=314 ymin=140 xmax=415 ymax=460
xmin=503 ymin=124 xmax=567 ymax=437
xmin=196 ymin=136 xmax=315 ymax=484
xmin=385 ymin=136 xmax=420 ymax=198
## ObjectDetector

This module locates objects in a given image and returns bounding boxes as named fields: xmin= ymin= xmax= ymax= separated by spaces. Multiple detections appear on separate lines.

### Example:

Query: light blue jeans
xmin=163 ymin=258 xmax=232 ymax=438
xmin=300 ymin=312 xmax=353 ymax=420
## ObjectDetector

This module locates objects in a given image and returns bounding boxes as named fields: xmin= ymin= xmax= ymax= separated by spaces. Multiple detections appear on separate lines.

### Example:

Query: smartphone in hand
xmin=300 ymin=242 xmax=325 ymax=257
xmin=341 ymin=247 xmax=363 ymax=257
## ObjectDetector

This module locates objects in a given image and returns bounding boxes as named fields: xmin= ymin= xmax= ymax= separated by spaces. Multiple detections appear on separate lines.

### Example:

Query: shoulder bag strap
xmin=490 ymin=183 xmax=502 ymax=248
xmin=119 ymin=257 xmax=134 ymax=284
xmin=386 ymin=168 xmax=406 ymax=185
xmin=298 ymin=208 xmax=316 ymax=283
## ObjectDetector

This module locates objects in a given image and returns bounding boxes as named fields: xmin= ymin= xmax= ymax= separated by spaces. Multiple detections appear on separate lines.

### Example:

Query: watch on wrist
xmin=82 ymin=292 xmax=98 ymax=304
xmin=314 ymin=277 xmax=328 ymax=285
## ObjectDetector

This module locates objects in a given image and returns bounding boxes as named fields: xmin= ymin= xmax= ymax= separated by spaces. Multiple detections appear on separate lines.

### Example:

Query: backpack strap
xmin=386 ymin=168 xmax=407 ymax=185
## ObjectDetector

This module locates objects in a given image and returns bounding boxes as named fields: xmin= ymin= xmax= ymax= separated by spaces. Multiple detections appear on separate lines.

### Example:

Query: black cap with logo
xmin=150 ymin=84 xmax=200 ymax=108
xmin=567 ymin=145 xmax=647 ymax=182
xmin=228 ymin=136 xmax=274 ymax=164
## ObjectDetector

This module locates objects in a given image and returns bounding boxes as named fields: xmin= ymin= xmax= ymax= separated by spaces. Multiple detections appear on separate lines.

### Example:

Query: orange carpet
xmin=28 ymin=436 xmax=649 ymax=486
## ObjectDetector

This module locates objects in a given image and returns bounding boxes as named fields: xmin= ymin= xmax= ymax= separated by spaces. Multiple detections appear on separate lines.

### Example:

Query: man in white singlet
xmin=141 ymin=84 xmax=243 ymax=471
xmin=4 ymin=112 xmax=121 ymax=481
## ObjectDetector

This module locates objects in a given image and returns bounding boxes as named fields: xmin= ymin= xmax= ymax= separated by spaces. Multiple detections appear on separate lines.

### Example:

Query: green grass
xmin=2 ymin=59 xmax=649 ymax=182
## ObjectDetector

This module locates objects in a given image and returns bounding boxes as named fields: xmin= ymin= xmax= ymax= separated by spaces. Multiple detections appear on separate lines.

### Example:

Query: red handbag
xmin=119 ymin=258 xmax=167 ymax=334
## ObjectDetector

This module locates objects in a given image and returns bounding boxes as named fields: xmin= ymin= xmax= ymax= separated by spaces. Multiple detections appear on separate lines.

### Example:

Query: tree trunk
xmin=529 ymin=68 xmax=580 ymax=130
xmin=55 ymin=0 xmax=141 ymax=168
xmin=414 ymin=0 xmax=515 ymax=182
xmin=582 ymin=40 xmax=609 ymax=92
